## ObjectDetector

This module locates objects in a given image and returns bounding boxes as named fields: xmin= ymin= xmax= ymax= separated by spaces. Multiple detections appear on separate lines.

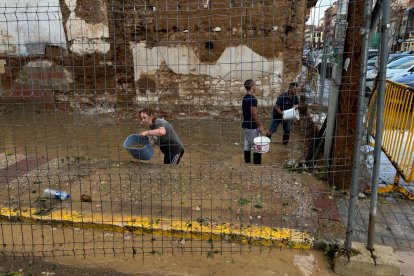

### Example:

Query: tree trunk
xmin=329 ymin=0 xmax=364 ymax=189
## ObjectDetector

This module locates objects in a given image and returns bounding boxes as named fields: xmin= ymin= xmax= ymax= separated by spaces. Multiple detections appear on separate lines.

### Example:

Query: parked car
xmin=367 ymin=56 xmax=378 ymax=71
xmin=392 ymin=73 xmax=414 ymax=109
xmin=386 ymin=56 xmax=414 ymax=80
xmin=367 ymin=53 xmax=412 ymax=71
xmin=366 ymin=55 xmax=414 ymax=95
xmin=388 ymin=53 xmax=414 ymax=64
xmin=393 ymin=72 xmax=414 ymax=89
xmin=368 ymin=48 xmax=379 ymax=59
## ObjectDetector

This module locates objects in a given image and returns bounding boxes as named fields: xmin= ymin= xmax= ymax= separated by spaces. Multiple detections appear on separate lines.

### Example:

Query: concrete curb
xmin=0 ymin=207 xmax=313 ymax=249
xmin=334 ymin=242 xmax=400 ymax=276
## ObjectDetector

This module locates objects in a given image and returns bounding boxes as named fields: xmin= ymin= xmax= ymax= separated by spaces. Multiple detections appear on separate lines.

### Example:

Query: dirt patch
xmin=2 ymin=158 xmax=318 ymax=230
xmin=0 ymin=153 xmax=26 ymax=170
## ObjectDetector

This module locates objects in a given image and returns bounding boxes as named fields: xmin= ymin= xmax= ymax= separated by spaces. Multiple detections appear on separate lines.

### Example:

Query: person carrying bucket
xmin=139 ymin=108 xmax=184 ymax=164
xmin=242 ymin=79 xmax=265 ymax=164
xmin=266 ymin=82 xmax=300 ymax=145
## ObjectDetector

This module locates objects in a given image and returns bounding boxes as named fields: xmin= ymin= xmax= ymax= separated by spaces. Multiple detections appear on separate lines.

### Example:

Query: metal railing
xmin=367 ymin=80 xmax=414 ymax=183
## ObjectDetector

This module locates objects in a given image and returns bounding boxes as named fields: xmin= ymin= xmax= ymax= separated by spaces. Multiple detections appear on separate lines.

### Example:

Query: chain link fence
xmin=2 ymin=0 xmax=411 ymax=259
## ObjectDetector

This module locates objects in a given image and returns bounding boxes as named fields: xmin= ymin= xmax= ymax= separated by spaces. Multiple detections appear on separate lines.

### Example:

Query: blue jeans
xmin=268 ymin=118 xmax=291 ymax=137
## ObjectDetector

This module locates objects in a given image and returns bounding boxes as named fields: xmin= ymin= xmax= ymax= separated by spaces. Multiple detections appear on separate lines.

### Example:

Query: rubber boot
xmin=253 ymin=152 xmax=261 ymax=164
xmin=283 ymin=133 xmax=290 ymax=145
xmin=244 ymin=150 xmax=251 ymax=163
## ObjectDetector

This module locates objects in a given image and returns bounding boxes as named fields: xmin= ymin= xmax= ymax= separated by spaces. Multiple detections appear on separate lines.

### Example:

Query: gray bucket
xmin=123 ymin=134 xmax=154 ymax=160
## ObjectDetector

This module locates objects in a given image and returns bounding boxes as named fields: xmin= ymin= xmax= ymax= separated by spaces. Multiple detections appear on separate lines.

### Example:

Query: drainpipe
xmin=323 ymin=0 xmax=349 ymax=165
xmin=367 ymin=0 xmax=390 ymax=252
xmin=344 ymin=0 xmax=372 ymax=252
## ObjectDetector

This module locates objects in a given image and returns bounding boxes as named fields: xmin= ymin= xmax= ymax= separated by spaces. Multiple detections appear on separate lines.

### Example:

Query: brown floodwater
xmin=0 ymin=104 xmax=345 ymax=254
xmin=0 ymin=104 xmax=305 ymax=166
xmin=0 ymin=223 xmax=336 ymax=275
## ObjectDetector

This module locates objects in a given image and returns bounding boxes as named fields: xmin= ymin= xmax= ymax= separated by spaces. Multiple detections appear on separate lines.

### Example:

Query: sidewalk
xmin=337 ymin=193 xmax=414 ymax=250
xmin=337 ymin=193 xmax=414 ymax=274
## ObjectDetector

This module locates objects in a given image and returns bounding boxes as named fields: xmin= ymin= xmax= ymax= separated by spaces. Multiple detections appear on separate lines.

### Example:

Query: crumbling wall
xmin=0 ymin=0 xmax=306 ymax=116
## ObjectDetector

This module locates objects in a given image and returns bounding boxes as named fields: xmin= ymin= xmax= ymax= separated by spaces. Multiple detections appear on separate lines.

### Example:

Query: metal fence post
xmin=367 ymin=0 xmax=390 ymax=251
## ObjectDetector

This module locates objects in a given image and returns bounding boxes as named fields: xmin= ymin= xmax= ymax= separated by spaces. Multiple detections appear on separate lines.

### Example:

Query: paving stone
xmin=393 ymin=212 xmax=407 ymax=221
xmin=337 ymin=194 xmax=414 ymax=250
xmin=374 ymin=235 xmax=383 ymax=244
xmin=374 ymin=213 xmax=387 ymax=223
xmin=402 ymin=224 xmax=414 ymax=232
xmin=389 ymin=206 xmax=404 ymax=214
xmin=376 ymin=223 xmax=394 ymax=238
xmin=406 ymin=214 xmax=414 ymax=223
xmin=355 ymin=219 xmax=367 ymax=230
xmin=384 ymin=216 xmax=399 ymax=225
xmin=403 ymin=231 xmax=414 ymax=241
xmin=395 ymin=239 xmax=411 ymax=249
xmin=354 ymin=231 xmax=366 ymax=243
xmin=400 ymin=207 xmax=414 ymax=215
xmin=390 ymin=231 xmax=407 ymax=240
xmin=381 ymin=236 xmax=397 ymax=247
xmin=378 ymin=205 xmax=392 ymax=213
xmin=389 ymin=224 xmax=404 ymax=232
xmin=396 ymin=219 xmax=412 ymax=227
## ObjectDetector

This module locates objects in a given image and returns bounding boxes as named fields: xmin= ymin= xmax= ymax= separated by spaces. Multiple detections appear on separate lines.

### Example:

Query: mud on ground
xmin=1 ymin=152 xmax=345 ymax=243
xmin=1 ymin=112 xmax=345 ymax=254
xmin=0 ymin=225 xmax=335 ymax=276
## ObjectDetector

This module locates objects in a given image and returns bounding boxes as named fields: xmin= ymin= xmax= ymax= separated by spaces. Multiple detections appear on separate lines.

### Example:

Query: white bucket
xmin=253 ymin=136 xmax=271 ymax=153
xmin=283 ymin=107 xmax=300 ymax=120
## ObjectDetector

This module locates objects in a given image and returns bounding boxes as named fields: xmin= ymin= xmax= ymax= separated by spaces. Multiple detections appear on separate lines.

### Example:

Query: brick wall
xmin=0 ymin=0 xmax=307 ymax=117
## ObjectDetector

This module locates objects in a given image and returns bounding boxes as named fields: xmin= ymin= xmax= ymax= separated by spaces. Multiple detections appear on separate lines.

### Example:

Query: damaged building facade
xmin=0 ymin=0 xmax=309 ymax=116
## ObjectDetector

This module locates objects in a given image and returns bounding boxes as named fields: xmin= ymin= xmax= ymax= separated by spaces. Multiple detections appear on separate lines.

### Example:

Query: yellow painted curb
xmin=0 ymin=207 xmax=313 ymax=249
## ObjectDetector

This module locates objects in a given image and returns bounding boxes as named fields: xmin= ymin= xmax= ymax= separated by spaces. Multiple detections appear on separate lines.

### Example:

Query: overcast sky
xmin=306 ymin=0 xmax=336 ymax=25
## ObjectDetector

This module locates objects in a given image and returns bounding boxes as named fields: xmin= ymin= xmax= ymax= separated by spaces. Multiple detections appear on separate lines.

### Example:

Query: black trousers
xmin=164 ymin=150 xmax=184 ymax=164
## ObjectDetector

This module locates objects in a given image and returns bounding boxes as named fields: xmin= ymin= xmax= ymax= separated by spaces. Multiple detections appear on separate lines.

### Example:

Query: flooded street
xmin=1 ymin=104 xmax=304 ymax=166
xmin=1 ymin=104 xmax=343 ymax=242
xmin=0 ymin=104 xmax=343 ymax=274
